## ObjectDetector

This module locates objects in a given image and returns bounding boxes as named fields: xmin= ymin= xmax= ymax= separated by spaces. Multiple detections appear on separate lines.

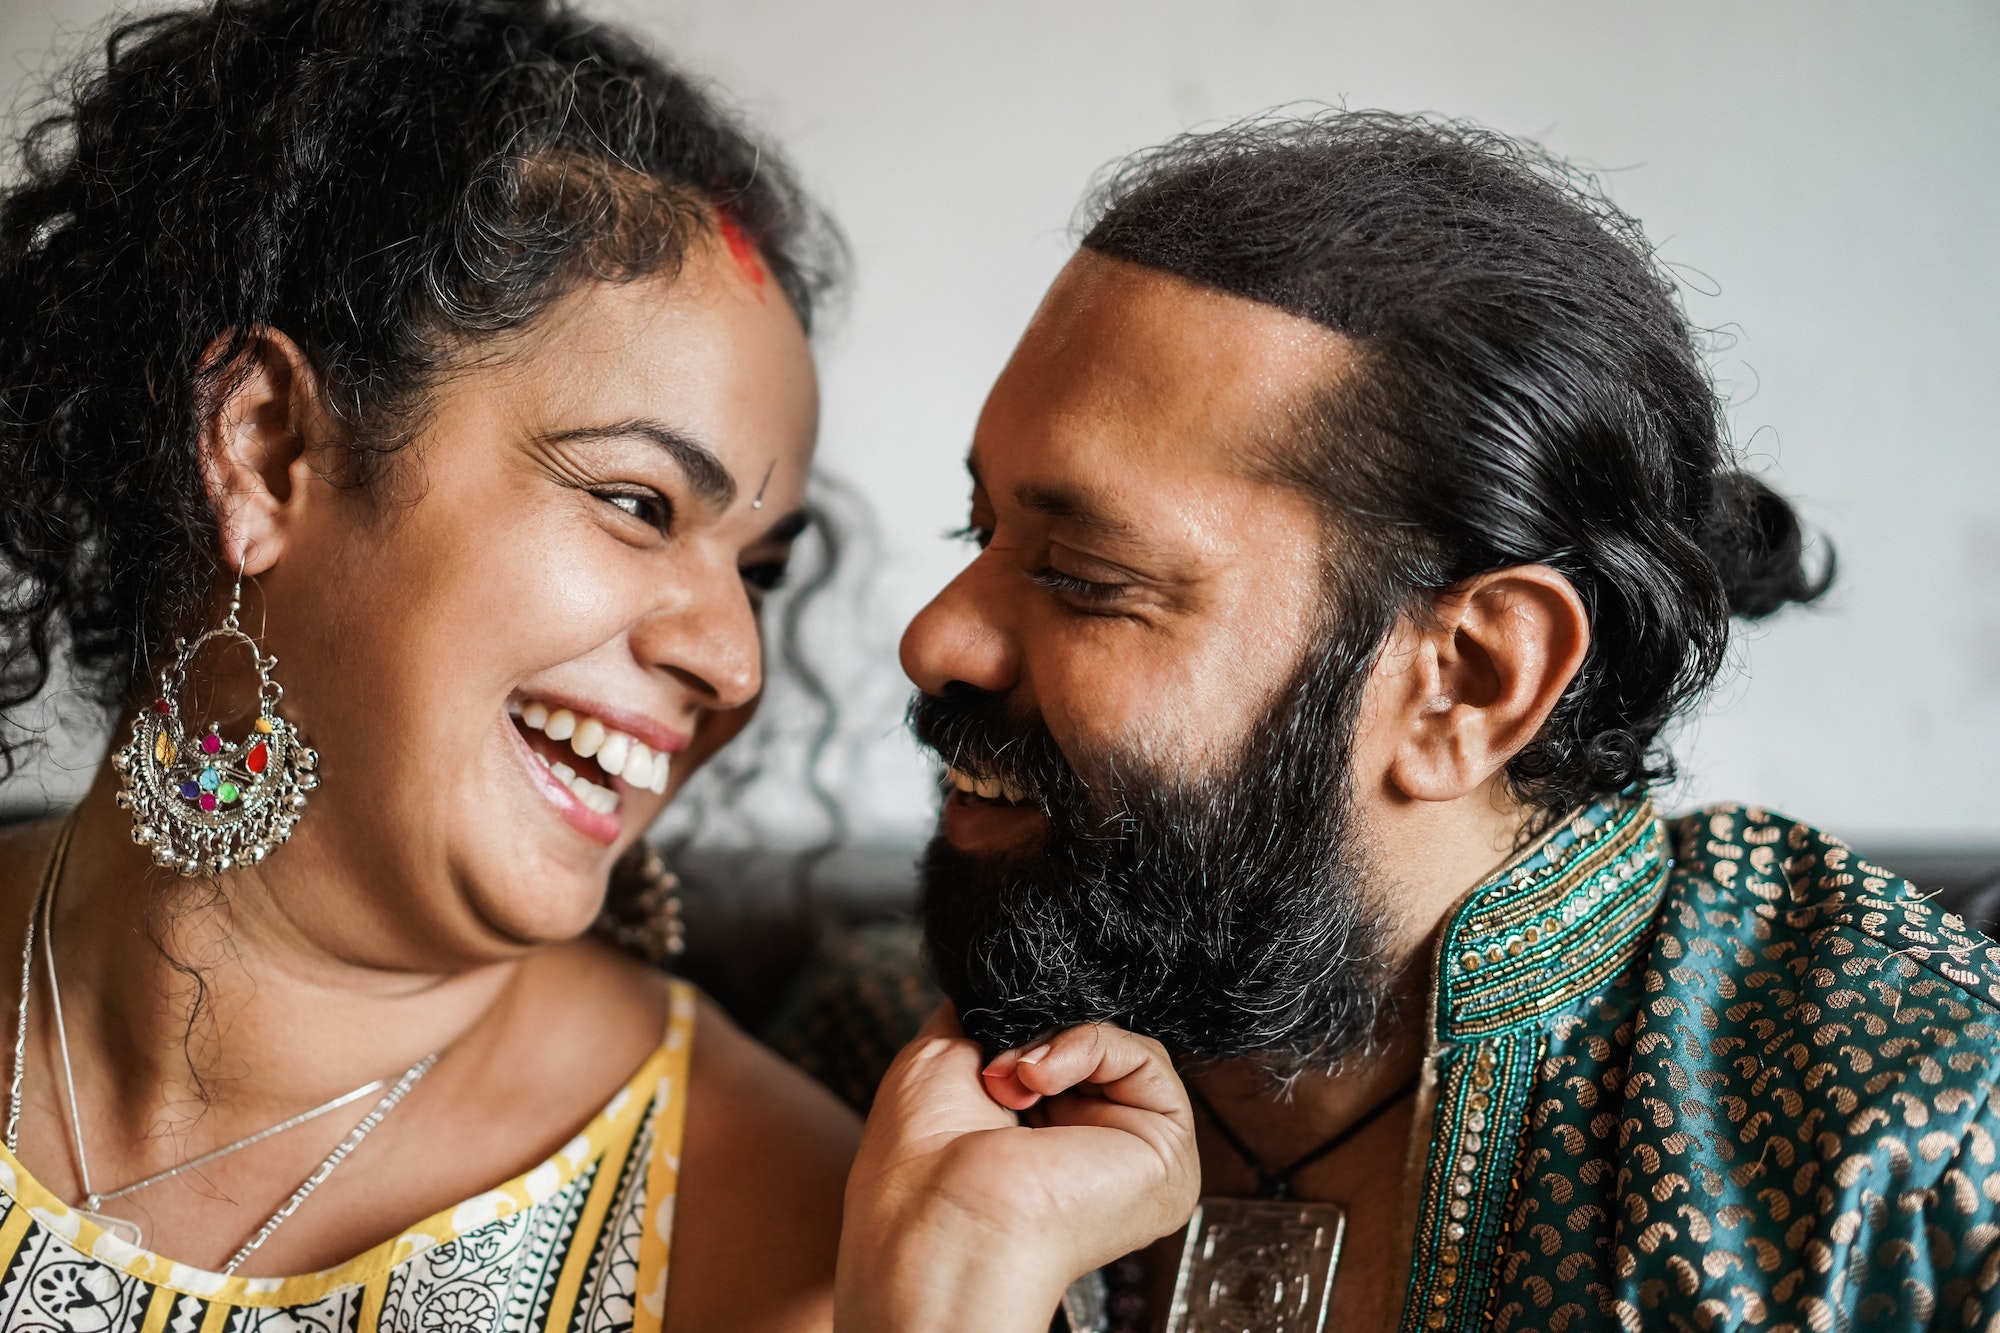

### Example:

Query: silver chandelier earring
xmin=111 ymin=566 xmax=319 ymax=875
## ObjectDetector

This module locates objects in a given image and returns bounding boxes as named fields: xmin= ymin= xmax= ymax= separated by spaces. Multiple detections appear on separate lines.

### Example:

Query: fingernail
xmin=1018 ymin=1043 xmax=1053 ymax=1066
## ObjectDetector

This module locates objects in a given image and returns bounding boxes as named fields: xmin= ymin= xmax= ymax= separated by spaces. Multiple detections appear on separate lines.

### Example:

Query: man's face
xmin=901 ymin=251 xmax=1346 ymax=845
xmin=901 ymin=252 xmax=1395 ymax=1066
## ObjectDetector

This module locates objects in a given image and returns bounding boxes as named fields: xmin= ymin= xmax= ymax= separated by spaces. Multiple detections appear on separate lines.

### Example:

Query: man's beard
xmin=914 ymin=634 xmax=1396 ymax=1078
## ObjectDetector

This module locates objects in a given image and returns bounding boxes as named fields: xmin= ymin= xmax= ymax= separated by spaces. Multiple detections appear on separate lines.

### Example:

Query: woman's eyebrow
xmin=538 ymin=419 xmax=738 ymax=508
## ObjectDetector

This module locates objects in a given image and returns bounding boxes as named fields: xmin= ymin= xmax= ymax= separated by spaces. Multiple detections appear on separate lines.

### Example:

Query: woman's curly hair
xmin=1083 ymin=111 xmax=1832 ymax=824
xmin=0 ymin=0 xmax=844 ymax=780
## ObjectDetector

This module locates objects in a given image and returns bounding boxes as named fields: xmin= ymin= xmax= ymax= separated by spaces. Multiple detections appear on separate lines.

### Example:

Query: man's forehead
xmin=971 ymin=252 xmax=1351 ymax=503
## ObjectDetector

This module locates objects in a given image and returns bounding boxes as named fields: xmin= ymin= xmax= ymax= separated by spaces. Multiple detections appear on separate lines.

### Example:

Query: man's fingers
xmin=979 ymin=1063 xmax=1043 ymax=1112
xmin=979 ymin=1031 xmax=1056 ymax=1111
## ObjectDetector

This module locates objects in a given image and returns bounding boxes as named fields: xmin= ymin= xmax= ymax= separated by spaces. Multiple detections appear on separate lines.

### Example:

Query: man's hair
xmin=1081 ymin=111 xmax=1829 ymax=821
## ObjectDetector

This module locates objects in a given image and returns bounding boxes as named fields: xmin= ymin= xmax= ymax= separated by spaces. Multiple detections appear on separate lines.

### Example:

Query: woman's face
xmin=247 ymin=237 xmax=817 ymax=962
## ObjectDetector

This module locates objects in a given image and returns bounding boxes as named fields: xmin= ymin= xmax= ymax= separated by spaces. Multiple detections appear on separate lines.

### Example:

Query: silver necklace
xmin=11 ymin=811 xmax=437 ymax=1272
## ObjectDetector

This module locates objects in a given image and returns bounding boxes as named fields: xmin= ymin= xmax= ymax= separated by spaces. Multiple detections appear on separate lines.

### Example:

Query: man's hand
xmin=835 ymin=1006 xmax=1199 ymax=1333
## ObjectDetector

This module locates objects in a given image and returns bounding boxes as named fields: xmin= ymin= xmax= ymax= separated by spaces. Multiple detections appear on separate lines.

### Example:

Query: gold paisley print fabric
xmin=1405 ymin=799 xmax=2000 ymax=1333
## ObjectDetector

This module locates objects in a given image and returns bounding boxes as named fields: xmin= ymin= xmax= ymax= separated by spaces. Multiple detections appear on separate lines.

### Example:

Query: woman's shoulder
xmin=666 ymin=984 xmax=859 ymax=1332
xmin=513 ymin=937 xmax=857 ymax=1330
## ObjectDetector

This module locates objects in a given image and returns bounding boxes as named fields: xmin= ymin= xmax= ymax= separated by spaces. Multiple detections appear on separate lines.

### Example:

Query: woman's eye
xmin=596 ymin=489 xmax=672 ymax=533
xmin=741 ymin=561 xmax=790 ymax=595
xmin=1028 ymin=567 xmax=1129 ymax=606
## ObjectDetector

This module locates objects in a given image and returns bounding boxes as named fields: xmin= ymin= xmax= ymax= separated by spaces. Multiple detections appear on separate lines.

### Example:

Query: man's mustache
xmin=906 ymin=686 xmax=1084 ymax=814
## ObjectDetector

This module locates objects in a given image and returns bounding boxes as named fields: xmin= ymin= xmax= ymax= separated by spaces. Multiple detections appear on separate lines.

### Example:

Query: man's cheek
xmin=1065 ymin=681 xmax=1257 ymax=781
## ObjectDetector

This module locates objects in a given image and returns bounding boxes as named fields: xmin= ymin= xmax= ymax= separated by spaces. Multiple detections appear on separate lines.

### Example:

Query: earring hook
xmin=225 ymin=557 xmax=244 ymax=633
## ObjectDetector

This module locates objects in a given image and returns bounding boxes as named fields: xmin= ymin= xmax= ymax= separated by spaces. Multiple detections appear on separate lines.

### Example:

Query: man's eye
xmin=1028 ymin=567 xmax=1129 ymax=605
xmin=596 ymin=489 xmax=672 ymax=532
xmin=948 ymin=523 xmax=994 ymax=550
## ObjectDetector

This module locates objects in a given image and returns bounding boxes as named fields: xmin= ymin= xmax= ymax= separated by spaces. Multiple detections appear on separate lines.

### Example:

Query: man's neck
xmin=1369 ymin=774 xmax=1535 ymax=970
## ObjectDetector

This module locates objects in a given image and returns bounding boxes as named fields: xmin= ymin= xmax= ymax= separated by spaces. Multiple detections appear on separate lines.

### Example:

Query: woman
xmin=0 ymin=0 xmax=865 ymax=1325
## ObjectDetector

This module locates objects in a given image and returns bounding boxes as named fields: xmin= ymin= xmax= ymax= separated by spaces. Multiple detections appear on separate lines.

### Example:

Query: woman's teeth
xmin=544 ymin=757 xmax=620 ymax=814
xmin=944 ymin=766 xmax=1030 ymax=804
xmin=516 ymin=700 xmax=671 ymax=795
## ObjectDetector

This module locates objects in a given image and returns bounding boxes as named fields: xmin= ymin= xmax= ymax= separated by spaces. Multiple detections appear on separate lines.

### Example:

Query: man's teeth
xmin=516 ymin=700 xmax=671 ymax=794
xmin=943 ymin=766 xmax=1031 ymax=804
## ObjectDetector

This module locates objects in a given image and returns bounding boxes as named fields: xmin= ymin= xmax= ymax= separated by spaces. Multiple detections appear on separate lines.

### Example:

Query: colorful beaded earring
xmin=111 ymin=567 xmax=318 ymax=875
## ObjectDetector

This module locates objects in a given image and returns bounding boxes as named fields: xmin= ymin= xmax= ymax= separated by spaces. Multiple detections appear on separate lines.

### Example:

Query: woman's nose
xmin=899 ymin=558 xmax=1021 ymax=699
xmin=636 ymin=564 xmax=763 ymax=712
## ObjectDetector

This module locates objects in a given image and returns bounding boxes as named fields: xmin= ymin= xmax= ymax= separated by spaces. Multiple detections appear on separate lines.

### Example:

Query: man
xmin=778 ymin=112 xmax=2000 ymax=1332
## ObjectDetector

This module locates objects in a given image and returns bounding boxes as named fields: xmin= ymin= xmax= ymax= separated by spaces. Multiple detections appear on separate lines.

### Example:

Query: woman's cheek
xmin=676 ymin=695 xmax=761 ymax=784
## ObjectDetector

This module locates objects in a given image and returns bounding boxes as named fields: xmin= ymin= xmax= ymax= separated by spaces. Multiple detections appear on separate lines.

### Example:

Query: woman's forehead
xmin=438 ymin=258 xmax=818 ymax=474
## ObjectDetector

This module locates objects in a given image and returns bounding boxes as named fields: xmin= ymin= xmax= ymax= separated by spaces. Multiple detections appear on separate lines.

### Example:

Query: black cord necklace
xmin=1185 ymin=1072 xmax=1421 ymax=1201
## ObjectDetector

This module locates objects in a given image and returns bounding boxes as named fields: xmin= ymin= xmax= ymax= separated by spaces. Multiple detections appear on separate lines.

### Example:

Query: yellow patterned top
xmin=0 ymin=977 xmax=696 ymax=1333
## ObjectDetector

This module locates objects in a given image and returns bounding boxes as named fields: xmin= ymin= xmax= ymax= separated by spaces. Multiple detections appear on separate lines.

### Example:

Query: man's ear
xmin=199 ymin=329 xmax=328 ymax=576
xmin=1380 ymin=565 xmax=1590 ymax=803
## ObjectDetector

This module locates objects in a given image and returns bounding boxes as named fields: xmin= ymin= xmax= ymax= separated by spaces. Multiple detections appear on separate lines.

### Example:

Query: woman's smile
xmin=504 ymin=694 xmax=687 ymax=845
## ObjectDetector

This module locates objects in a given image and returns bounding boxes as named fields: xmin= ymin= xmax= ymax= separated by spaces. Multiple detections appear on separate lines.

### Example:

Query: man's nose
xmin=900 ymin=559 xmax=1021 ymax=698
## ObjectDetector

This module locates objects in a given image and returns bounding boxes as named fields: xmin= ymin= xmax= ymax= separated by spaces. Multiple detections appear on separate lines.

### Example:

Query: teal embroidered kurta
xmin=1406 ymin=799 xmax=2000 ymax=1333
xmin=765 ymin=799 xmax=2000 ymax=1331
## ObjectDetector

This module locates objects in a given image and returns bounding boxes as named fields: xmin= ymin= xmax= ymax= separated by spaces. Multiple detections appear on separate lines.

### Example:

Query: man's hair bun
xmin=1700 ymin=470 xmax=1834 ymax=621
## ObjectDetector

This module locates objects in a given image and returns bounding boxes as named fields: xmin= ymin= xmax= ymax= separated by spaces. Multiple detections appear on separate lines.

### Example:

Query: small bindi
xmin=751 ymin=459 xmax=777 ymax=510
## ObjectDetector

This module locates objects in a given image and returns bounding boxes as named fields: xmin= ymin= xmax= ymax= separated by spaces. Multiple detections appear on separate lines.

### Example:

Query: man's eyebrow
xmin=964 ymin=454 xmax=1139 ymax=539
xmin=540 ymin=419 xmax=737 ymax=507
xmin=1012 ymin=482 xmax=1141 ymax=539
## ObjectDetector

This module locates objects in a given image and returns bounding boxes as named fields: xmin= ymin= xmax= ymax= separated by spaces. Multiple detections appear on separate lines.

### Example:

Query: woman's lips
xmin=507 ymin=715 xmax=623 ymax=845
xmin=513 ymin=697 xmax=674 ymax=793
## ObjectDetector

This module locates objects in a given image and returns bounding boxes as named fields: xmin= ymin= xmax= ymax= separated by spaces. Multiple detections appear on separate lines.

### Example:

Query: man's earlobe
xmin=1386 ymin=566 xmax=1590 ymax=803
xmin=200 ymin=329 xmax=326 ymax=576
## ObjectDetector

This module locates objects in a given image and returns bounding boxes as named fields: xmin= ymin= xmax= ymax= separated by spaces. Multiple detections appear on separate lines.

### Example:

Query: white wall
xmin=5 ymin=0 xmax=1997 ymax=846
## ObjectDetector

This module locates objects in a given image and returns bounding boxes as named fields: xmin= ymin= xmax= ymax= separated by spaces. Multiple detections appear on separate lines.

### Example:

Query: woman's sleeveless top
xmin=0 ymin=978 xmax=697 ymax=1333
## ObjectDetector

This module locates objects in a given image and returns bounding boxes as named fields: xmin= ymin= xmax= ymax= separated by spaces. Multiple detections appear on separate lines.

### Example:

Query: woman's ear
xmin=1382 ymin=565 xmax=1590 ymax=803
xmin=199 ymin=329 xmax=328 ymax=576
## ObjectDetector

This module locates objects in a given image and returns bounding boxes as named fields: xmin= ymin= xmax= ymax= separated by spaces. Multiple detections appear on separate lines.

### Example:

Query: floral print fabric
xmin=0 ymin=981 xmax=695 ymax=1333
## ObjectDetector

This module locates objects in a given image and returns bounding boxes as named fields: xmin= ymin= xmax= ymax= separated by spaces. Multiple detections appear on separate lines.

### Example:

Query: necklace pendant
xmin=74 ymin=1204 xmax=142 ymax=1249
xmin=1164 ymin=1197 xmax=1345 ymax=1333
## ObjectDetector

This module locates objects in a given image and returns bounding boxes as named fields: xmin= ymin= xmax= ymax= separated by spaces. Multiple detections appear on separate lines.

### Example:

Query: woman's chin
xmin=452 ymin=807 xmax=623 ymax=949
xmin=459 ymin=862 xmax=609 ymax=949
